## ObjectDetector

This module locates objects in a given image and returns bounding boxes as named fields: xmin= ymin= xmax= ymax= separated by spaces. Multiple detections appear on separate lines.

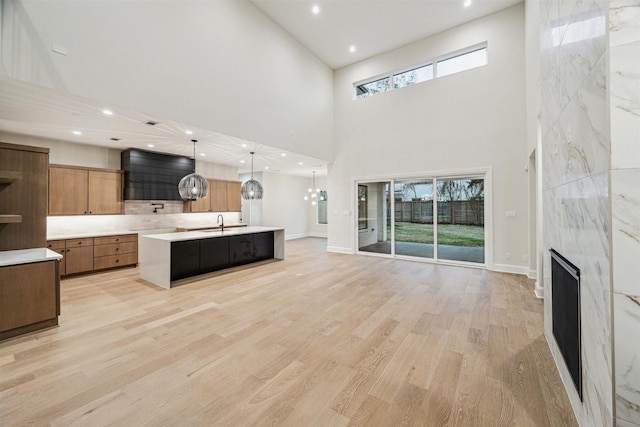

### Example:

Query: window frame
xmin=358 ymin=185 xmax=368 ymax=230
xmin=352 ymin=41 xmax=488 ymax=100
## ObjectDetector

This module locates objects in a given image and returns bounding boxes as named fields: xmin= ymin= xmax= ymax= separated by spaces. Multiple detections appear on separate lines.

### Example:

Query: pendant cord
xmin=191 ymin=139 xmax=197 ymax=173
xmin=250 ymin=151 xmax=255 ymax=180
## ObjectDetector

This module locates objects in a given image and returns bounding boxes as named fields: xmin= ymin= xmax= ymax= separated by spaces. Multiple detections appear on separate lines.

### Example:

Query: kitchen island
xmin=139 ymin=226 xmax=284 ymax=288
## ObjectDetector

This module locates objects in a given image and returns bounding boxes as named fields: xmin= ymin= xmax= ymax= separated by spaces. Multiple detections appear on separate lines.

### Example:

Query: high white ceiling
xmin=250 ymin=0 xmax=523 ymax=69
xmin=0 ymin=0 xmax=522 ymax=176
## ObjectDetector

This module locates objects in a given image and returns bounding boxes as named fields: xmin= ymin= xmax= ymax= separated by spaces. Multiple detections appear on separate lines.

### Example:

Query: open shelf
xmin=0 ymin=215 xmax=22 ymax=224
xmin=0 ymin=171 xmax=22 ymax=184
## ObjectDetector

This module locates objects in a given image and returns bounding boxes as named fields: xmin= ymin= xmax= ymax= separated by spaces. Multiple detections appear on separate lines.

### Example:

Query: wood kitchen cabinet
xmin=0 ymin=260 xmax=60 ymax=341
xmin=62 ymin=238 xmax=94 ymax=275
xmin=0 ymin=142 xmax=49 ymax=251
xmin=49 ymin=165 xmax=123 ymax=215
xmin=47 ymin=233 xmax=137 ymax=276
xmin=93 ymin=234 xmax=138 ymax=270
xmin=226 ymin=181 xmax=242 ymax=212
xmin=185 ymin=179 xmax=241 ymax=213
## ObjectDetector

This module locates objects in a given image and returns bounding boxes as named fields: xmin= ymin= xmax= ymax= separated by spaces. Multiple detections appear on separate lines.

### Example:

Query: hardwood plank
xmin=0 ymin=238 xmax=577 ymax=426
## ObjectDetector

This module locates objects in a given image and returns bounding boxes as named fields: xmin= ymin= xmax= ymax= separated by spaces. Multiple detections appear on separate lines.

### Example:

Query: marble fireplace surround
xmin=539 ymin=0 xmax=640 ymax=426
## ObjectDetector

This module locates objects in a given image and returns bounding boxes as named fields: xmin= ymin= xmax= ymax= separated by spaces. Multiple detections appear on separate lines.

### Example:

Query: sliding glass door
xmin=393 ymin=180 xmax=434 ymax=259
xmin=356 ymin=174 xmax=486 ymax=266
xmin=436 ymin=177 xmax=485 ymax=263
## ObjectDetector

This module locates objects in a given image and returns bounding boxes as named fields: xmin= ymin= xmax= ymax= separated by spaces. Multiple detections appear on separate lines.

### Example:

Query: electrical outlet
xmin=506 ymin=211 xmax=516 ymax=218
xmin=505 ymin=252 xmax=511 ymax=260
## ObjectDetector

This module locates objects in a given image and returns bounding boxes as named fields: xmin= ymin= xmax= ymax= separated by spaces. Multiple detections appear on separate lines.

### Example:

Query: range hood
xmin=122 ymin=149 xmax=194 ymax=201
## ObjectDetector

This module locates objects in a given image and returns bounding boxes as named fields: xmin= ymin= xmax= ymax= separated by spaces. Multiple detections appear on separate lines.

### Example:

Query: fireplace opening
xmin=550 ymin=248 xmax=582 ymax=401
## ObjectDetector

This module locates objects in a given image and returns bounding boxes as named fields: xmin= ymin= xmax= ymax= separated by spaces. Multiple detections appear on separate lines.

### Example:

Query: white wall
xmin=261 ymin=172 xmax=309 ymax=239
xmin=329 ymin=4 xmax=528 ymax=272
xmin=239 ymin=171 xmax=320 ymax=240
xmin=1 ymin=0 xmax=334 ymax=161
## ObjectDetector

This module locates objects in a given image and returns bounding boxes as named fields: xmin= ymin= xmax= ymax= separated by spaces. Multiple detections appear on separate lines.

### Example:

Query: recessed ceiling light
xmin=200 ymin=153 xmax=206 ymax=156
xmin=72 ymin=130 xmax=82 ymax=136
xmin=298 ymin=162 xmax=303 ymax=165
xmin=463 ymin=0 xmax=472 ymax=7
xmin=110 ymin=137 xmax=121 ymax=141
xmin=102 ymin=109 xmax=113 ymax=116
xmin=186 ymin=130 xmax=193 ymax=135
xmin=349 ymin=45 xmax=356 ymax=53
xmin=240 ymin=160 xmax=245 ymax=164
xmin=281 ymin=153 xmax=287 ymax=157
xmin=264 ymin=166 xmax=269 ymax=170
xmin=311 ymin=4 xmax=320 ymax=15
xmin=144 ymin=120 xmax=159 ymax=126
xmin=147 ymin=144 xmax=154 ymax=148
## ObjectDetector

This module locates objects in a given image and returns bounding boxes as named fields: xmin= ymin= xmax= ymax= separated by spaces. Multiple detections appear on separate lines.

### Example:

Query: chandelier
xmin=241 ymin=151 xmax=263 ymax=200
xmin=178 ymin=139 xmax=209 ymax=200
xmin=304 ymin=171 xmax=323 ymax=206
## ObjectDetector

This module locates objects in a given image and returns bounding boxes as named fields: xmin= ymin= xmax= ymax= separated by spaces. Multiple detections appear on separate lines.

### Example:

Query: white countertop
xmin=47 ymin=230 xmax=142 ymax=240
xmin=0 ymin=248 xmax=63 ymax=267
xmin=140 ymin=226 xmax=284 ymax=242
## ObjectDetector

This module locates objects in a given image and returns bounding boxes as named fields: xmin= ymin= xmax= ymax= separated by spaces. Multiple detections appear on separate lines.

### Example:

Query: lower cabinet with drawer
xmin=46 ymin=233 xmax=137 ymax=277
xmin=46 ymin=238 xmax=94 ymax=276
xmin=93 ymin=234 xmax=138 ymax=271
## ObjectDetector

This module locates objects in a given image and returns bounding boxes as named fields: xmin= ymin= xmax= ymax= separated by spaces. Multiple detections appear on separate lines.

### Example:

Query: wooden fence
xmin=393 ymin=200 xmax=484 ymax=226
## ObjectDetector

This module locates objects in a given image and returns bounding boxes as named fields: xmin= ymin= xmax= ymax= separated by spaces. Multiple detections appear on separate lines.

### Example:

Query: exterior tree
xmin=463 ymin=179 xmax=484 ymax=225
xmin=437 ymin=180 xmax=463 ymax=225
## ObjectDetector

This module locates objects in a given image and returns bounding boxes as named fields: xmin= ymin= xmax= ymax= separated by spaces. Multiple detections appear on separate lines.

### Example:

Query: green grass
xmin=388 ymin=222 xmax=484 ymax=247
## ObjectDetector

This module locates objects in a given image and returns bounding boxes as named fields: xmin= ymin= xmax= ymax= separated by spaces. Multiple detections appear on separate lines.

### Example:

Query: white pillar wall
xmin=539 ymin=0 xmax=640 ymax=425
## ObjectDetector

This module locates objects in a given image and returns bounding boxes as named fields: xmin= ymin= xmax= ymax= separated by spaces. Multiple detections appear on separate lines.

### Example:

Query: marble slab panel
xmin=557 ymin=0 xmax=607 ymax=107
xmin=542 ymin=53 xmax=608 ymax=191
xmin=615 ymin=293 xmax=640 ymax=425
xmin=617 ymin=417 xmax=640 ymax=427
xmin=610 ymin=41 xmax=640 ymax=170
xmin=611 ymin=168 xmax=640 ymax=296
xmin=540 ymin=0 xmax=566 ymax=137
xmin=542 ymin=172 xmax=612 ymax=425
xmin=610 ymin=0 xmax=640 ymax=47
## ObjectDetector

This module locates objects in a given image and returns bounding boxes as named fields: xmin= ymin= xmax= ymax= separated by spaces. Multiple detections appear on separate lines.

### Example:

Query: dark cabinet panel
xmin=230 ymin=235 xmax=254 ymax=266
xmin=253 ymin=232 xmax=274 ymax=261
xmin=170 ymin=232 xmax=276 ymax=283
xmin=200 ymin=237 xmax=230 ymax=273
xmin=171 ymin=240 xmax=200 ymax=281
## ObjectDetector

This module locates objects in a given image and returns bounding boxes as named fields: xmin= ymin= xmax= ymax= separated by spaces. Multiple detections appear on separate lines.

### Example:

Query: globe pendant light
xmin=303 ymin=171 xmax=321 ymax=206
xmin=241 ymin=151 xmax=263 ymax=200
xmin=178 ymin=139 xmax=209 ymax=200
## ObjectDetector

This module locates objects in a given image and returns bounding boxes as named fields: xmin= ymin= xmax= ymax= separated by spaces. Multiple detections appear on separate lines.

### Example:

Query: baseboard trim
xmin=491 ymin=263 xmax=529 ymax=276
xmin=534 ymin=280 xmax=544 ymax=299
xmin=285 ymin=233 xmax=308 ymax=240
xmin=308 ymin=233 xmax=328 ymax=238
xmin=327 ymin=246 xmax=353 ymax=255
xmin=528 ymin=269 xmax=537 ymax=279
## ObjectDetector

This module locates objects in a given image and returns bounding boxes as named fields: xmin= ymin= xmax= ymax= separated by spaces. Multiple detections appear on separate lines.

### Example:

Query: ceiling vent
xmin=144 ymin=120 xmax=159 ymax=126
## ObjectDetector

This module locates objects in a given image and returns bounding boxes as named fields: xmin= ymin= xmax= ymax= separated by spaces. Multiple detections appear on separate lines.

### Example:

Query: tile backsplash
xmin=47 ymin=201 xmax=242 ymax=238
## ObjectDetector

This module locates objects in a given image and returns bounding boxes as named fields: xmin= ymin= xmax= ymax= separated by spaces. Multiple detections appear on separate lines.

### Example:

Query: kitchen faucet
xmin=217 ymin=214 xmax=224 ymax=232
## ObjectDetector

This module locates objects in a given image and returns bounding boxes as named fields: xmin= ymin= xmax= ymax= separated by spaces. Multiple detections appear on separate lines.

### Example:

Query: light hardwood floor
xmin=0 ymin=238 xmax=577 ymax=426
